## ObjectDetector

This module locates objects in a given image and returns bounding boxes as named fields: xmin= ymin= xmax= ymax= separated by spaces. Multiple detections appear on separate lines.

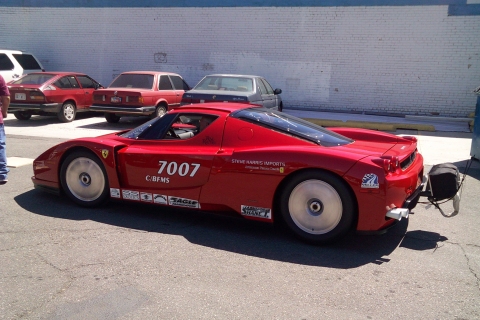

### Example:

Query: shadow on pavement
xmin=14 ymin=189 xmax=448 ymax=269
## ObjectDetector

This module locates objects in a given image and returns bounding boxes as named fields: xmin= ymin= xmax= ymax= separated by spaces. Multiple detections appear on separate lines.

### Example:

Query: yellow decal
xmin=280 ymin=167 xmax=284 ymax=173
xmin=102 ymin=149 xmax=109 ymax=159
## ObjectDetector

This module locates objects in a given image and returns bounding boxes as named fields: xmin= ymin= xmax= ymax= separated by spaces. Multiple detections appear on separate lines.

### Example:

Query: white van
xmin=0 ymin=50 xmax=45 ymax=83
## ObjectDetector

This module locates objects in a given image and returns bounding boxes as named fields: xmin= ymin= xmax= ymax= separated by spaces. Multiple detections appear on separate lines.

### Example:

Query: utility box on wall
xmin=471 ymin=86 xmax=480 ymax=160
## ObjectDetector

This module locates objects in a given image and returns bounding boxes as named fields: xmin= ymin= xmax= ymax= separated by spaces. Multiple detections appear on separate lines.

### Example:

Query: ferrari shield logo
xmin=101 ymin=149 xmax=109 ymax=159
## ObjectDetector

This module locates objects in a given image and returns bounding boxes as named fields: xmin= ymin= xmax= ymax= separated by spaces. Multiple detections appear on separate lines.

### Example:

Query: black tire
xmin=152 ymin=104 xmax=167 ymax=118
xmin=14 ymin=111 xmax=32 ymax=120
xmin=105 ymin=113 xmax=121 ymax=123
xmin=60 ymin=150 xmax=109 ymax=207
xmin=279 ymin=170 xmax=356 ymax=244
xmin=58 ymin=102 xmax=76 ymax=122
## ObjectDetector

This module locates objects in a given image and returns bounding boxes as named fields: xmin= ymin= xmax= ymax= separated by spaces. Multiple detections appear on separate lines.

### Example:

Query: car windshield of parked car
xmin=194 ymin=76 xmax=253 ymax=92
xmin=109 ymin=74 xmax=154 ymax=89
xmin=11 ymin=73 xmax=55 ymax=85
xmin=233 ymin=108 xmax=353 ymax=147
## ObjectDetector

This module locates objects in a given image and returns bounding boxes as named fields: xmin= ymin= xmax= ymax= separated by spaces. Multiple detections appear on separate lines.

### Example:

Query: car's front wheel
xmin=58 ymin=102 xmax=76 ymax=122
xmin=105 ymin=113 xmax=121 ymax=123
xmin=279 ymin=170 xmax=356 ymax=244
xmin=60 ymin=150 xmax=109 ymax=207
xmin=14 ymin=111 xmax=32 ymax=120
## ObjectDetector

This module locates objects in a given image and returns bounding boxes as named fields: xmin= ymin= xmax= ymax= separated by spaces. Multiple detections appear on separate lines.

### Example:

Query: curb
xmin=303 ymin=118 xmax=436 ymax=132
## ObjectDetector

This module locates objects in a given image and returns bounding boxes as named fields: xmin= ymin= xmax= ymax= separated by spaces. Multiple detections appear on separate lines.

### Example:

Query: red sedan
xmin=32 ymin=103 xmax=425 ymax=243
xmin=8 ymin=72 xmax=103 ymax=122
xmin=90 ymin=71 xmax=190 ymax=123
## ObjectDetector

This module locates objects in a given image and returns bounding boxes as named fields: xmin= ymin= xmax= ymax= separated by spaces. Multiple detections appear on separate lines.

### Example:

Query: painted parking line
xmin=7 ymin=157 xmax=34 ymax=168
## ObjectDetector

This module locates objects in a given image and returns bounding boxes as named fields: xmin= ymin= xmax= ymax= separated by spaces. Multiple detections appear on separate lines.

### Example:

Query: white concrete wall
xmin=0 ymin=6 xmax=479 ymax=116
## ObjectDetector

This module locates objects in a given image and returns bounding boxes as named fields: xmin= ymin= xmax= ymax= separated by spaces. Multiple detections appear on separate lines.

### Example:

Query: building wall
xmin=1 ymin=2 xmax=479 ymax=117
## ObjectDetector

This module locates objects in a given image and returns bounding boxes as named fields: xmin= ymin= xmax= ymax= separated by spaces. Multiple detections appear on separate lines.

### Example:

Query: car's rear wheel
xmin=60 ymin=150 xmax=109 ymax=207
xmin=152 ymin=104 xmax=167 ymax=118
xmin=279 ymin=170 xmax=355 ymax=244
xmin=58 ymin=102 xmax=76 ymax=122
xmin=14 ymin=111 xmax=32 ymax=120
xmin=105 ymin=113 xmax=121 ymax=123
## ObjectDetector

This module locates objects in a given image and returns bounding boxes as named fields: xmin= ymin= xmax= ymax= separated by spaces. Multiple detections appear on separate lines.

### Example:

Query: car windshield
xmin=109 ymin=74 xmax=154 ymax=89
xmin=194 ymin=76 xmax=253 ymax=92
xmin=11 ymin=73 xmax=55 ymax=85
xmin=233 ymin=108 xmax=353 ymax=147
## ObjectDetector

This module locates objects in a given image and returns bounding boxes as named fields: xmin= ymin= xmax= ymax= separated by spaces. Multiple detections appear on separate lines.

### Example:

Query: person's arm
xmin=1 ymin=95 xmax=10 ymax=118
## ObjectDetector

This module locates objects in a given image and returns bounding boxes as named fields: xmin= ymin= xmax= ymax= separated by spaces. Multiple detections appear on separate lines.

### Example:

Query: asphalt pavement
xmin=1 ymin=110 xmax=480 ymax=319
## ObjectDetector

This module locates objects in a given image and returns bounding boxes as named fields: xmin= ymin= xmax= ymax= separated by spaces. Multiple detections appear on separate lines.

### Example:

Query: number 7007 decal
xmin=158 ymin=161 xmax=201 ymax=177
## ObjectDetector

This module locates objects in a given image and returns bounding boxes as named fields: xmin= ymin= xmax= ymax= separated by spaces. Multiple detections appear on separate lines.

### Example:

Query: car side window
xmin=0 ymin=54 xmax=14 ymax=71
xmin=159 ymin=75 xmax=173 ymax=90
xmin=76 ymin=75 xmax=97 ymax=89
xmin=170 ymin=75 xmax=190 ymax=90
xmin=54 ymin=76 xmax=74 ymax=89
xmin=257 ymin=78 xmax=267 ymax=94
xmin=164 ymin=113 xmax=218 ymax=140
xmin=261 ymin=78 xmax=274 ymax=94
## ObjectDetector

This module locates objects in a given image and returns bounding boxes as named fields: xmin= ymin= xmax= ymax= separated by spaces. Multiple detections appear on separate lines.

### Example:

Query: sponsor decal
xmin=140 ymin=192 xmax=153 ymax=202
xmin=122 ymin=190 xmax=140 ymax=200
xmin=361 ymin=173 xmax=379 ymax=189
xmin=232 ymin=159 xmax=287 ymax=172
xmin=146 ymin=175 xmax=170 ymax=184
xmin=101 ymin=149 xmax=109 ymax=159
xmin=153 ymin=194 xmax=168 ymax=205
xmin=168 ymin=196 xmax=200 ymax=208
xmin=110 ymin=188 xmax=120 ymax=198
xmin=241 ymin=205 xmax=272 ymax=219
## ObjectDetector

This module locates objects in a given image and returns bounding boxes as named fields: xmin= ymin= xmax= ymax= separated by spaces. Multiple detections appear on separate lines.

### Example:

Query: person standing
xmin=0 ymin=74 xmax=10 ymax=185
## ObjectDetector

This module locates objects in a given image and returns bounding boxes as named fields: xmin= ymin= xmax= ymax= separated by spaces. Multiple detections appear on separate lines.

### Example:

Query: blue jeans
xmin=0 ymin=124 xmax=8 ymax=180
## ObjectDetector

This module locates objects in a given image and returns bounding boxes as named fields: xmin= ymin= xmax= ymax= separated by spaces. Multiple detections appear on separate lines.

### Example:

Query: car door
xmin=169 ymin=75 xmax=190 ymax=107
xmin=116 ymin=112 xmax=223 ymax=206
xmin=76 ymin=75 xmax=100 ymax=109
xmin=53 ymin=75 xmax=85 ymax=105
xmin=257 ymin=77 xmax=275 ymax=109
xmin=157 ymin=75 xmax=179 ymax=107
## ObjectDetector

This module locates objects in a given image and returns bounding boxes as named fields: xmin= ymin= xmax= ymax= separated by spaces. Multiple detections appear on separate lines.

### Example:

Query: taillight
xmin=93 ymin=94 xmax=106 ymax=101
xmin=29 ymin=91 xmax=45 ymax=101
xmin=126 ymin=96 xmax=143 ymax=103
xmin=372 ymin=156 xmax=400 ymax=174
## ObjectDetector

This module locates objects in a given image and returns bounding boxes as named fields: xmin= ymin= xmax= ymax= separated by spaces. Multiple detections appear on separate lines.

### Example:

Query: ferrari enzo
xmin=32 ymin=103 xmax=425 ymax=243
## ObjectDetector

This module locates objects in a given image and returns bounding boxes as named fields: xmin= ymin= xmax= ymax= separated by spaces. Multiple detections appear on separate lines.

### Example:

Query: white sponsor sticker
xmin=110 ymin=188 xmax=121 ymax=198
xmin=168 ymin=196 xmax=200 ymax=208
xmin=153 ymin=194 xmax=168 ymax=205
xmin=241 ymin=205 xmax=272 ymax=219
xmin=122 ymin=190 xmax=140 ymax=200
xmin=140 ymin=192 xmax=153 ymax=202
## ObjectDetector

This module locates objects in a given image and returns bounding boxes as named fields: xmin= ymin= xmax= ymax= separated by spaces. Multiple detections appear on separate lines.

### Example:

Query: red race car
xmin=32 ymin=103 xmax=426 ymax=243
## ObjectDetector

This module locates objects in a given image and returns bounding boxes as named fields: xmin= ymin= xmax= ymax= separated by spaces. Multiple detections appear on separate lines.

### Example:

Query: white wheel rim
xmin=288 ymin=180 xmax=343 ymax=234
xmin=65 ymin=157 xmax=105 ymax=202
xmin=156 ymin=107 xmax=166 ymax=117
xmin=64 ymin=104 xmax=75 ymax=121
